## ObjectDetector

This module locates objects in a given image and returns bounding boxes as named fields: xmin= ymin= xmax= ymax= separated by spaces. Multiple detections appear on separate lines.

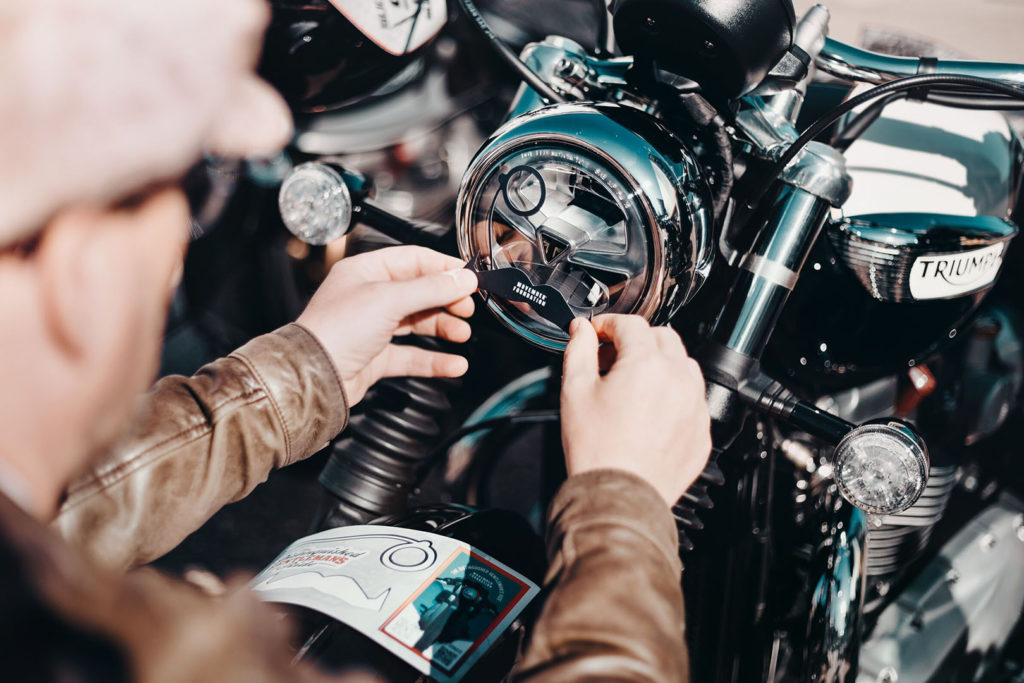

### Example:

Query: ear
xmin=35 ymin=208 xmax=110 ymax=359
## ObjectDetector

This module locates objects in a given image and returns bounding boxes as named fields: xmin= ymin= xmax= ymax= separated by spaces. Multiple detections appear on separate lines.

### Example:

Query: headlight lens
xmin=456 ymin=104 xmax=714 ymax=352
xmin=461 ymin=146 xmax=650 ymax=347
xmin=278 ymin=162 xmax=353 ymax=245
xmin=833 ymin=420 xmax=929 ymax=515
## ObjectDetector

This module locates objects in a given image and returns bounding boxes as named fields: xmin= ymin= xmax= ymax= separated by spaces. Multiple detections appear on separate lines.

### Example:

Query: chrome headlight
xmin=456 ymin=103 xmax=713 ymax=351
xmin=833 ymin=419 xmax=929 ymax=516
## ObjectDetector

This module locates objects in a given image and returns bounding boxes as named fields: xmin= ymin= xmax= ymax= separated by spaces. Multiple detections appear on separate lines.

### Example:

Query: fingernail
xmin=445 ymin=268 xmax=477 ymax=290
xmin=569 ymin=318 xmax=582 ymax=335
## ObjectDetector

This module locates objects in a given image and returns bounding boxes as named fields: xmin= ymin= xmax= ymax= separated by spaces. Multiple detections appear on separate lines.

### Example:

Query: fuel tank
xmin=767 ymin=97 xmax=1022 ymax=390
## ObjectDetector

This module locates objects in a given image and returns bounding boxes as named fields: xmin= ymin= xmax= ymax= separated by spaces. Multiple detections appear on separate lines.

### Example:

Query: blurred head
xmin=0 ymin=189 xmax=189 ymax=516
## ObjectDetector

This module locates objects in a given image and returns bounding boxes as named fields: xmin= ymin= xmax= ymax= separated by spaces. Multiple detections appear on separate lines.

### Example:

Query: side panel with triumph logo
xmin=909 ymin=242 xmax=1007 ymax=300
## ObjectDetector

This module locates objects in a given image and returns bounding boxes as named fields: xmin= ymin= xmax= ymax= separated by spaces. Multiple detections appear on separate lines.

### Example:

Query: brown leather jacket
xmin=22 ymin=323 xmax=689 ymax=681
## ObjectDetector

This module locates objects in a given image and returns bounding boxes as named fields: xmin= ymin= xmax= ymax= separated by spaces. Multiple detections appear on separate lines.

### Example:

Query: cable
xmin=673 ymin=93 xmax=734 ymax=220
xmin=752 ymin=74 xmax=1024 ymax=204
xmin=593 ymin=0 xmax=611 ymax=58
xmin=707 ymin=115 xmax=735 ymax=219
xmin=456 ymin=0 xmax=566 ymax=105
xmin=831 ymin=92 xmax=908 ymax=151
xmin=925 ymin=92 xmax=1024 ymax=110
xmin=834 ymin=85 xmax=1024 ymax=151
xmin=415 ymin=410 xmax=561 ymax=482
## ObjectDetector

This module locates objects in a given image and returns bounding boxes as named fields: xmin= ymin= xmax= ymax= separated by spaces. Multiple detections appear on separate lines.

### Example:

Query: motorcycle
xmin=187 ymin=0 xmax=1024 ymax=680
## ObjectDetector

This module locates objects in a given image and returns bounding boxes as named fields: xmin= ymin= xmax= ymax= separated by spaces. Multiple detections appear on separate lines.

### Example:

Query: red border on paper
xmin=379 ymin=549 xmax=531 ymax=674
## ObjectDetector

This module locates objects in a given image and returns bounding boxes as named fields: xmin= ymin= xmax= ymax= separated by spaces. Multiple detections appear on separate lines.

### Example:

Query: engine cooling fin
xmin=865 ymin=464 xmax=957 ymax=576
xmin=673 ymin=459 xmax=726 ymax=552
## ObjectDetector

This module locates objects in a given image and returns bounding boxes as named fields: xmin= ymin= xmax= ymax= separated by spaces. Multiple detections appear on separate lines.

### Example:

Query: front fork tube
xmin=714 ymin=185 xmax=831 ymax=361
xmin=705 ymin=184 xmax=833 ymax=450
xmin=697 ymin=143 xmax=852 ymax=682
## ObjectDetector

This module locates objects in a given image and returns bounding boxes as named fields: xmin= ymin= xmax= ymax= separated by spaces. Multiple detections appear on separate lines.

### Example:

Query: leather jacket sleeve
xmin=52 ymin=323 xmax=349 ymax=571
xmin=514 ymin=469 xmax=689 ymax=682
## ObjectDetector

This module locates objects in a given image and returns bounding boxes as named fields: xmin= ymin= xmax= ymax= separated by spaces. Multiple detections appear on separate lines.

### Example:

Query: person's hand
xmin=296 ymin=246 xmax=478 ymax=405
xmin=560 ymin=315 xmax=712 ymax=507
xmin=0 ymin=0 xmax=292 ymax=245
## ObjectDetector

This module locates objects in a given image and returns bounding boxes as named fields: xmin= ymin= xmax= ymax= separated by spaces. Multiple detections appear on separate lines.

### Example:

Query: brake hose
xmin=456 ymin=0 xmax=566 ymax=105
xmin=754 ymin=73 xmax=1024 ymax=203
xmin=831 ymin=92 xmax=907 ymax=151
xmin=593 ymin=0 xmax=611 ymax=57
xmin=925 ymin=92 xmax=1024 ymax=110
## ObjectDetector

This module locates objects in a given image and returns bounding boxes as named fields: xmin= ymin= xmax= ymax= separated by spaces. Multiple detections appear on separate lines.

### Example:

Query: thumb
xmin=562 ymin=318 xmax=599 ymax=388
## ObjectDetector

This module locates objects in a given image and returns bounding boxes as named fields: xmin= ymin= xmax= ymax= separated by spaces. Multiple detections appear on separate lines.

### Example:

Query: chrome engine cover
xmin=858 ymin=494 xmax=1024 ymax=683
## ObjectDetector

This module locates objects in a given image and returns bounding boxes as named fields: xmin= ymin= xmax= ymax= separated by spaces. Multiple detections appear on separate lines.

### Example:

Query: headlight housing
xmin=456 ymin=103 xmax=714 ymax=351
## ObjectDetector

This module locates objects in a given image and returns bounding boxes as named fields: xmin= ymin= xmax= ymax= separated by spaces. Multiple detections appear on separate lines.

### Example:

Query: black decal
xmin=500 ymin=166 xmax=546 ymax=218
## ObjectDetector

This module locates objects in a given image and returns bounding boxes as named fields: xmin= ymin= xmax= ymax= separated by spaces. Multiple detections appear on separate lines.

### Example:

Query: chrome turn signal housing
xmin=278 ymin=162 xmax=354 ymax=246
xmin=833 ymin=419 xmax=929 ymax=516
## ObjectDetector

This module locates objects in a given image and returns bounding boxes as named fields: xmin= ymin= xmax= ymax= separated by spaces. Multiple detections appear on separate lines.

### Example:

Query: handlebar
xmin=816 ymin=37 xmax=1024 ymax=87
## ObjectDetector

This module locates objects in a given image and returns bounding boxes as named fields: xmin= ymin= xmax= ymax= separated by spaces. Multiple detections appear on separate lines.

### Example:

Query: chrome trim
xmin=805 ymin=504 xmax=869 ymax=683
xmin=829 ymin=213 xmax=1018 ymax=303
xmin=456 ymin=103 xmax=713 ymax=351
xmin=858 ymin=495 xmax=1024 ymax=683
xmin=780 ymin=142 xmax=852 ymax=207
xmin=740 ymin=253 xmax=799 ymax=290
xmin=817 ymin=37 xmax=1024 ymax=87
xmin=735 ymin=96 xmax=800 ymax=161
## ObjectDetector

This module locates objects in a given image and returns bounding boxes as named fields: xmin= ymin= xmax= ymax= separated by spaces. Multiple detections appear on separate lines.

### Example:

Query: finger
xmin=591 ymin=314 xmax=655 ymax=358
xmin=396 ymin=310 xmax=473 ymax=343
xmin=378 ymin=269 xmax=478 ymax=321
xmin=562 ymin=318 xmax=599 ymax=388
xmin=597 ymin=342 xmax=617 ymax=375
xmin=379 ymin=344 xmax=469 ymax=380
xmin=205 ymin=77 xmax=293 ymax=158
xmin=348 ymin=245 xmax=467 ymax=284
xmin=685 ymin=357 xmax=707 ymax=387
xmin=445 ymin=295 xmax=475 ymax=319
xmin=653 ymin=326 xmax=686 ymax=356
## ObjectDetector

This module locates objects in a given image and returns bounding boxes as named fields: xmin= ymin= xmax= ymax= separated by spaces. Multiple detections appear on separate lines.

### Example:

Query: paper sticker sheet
xmin=328 ymin=0 xmax=448 ymax=56
xmin=252 ymin=525 xmax=539 ymax=682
